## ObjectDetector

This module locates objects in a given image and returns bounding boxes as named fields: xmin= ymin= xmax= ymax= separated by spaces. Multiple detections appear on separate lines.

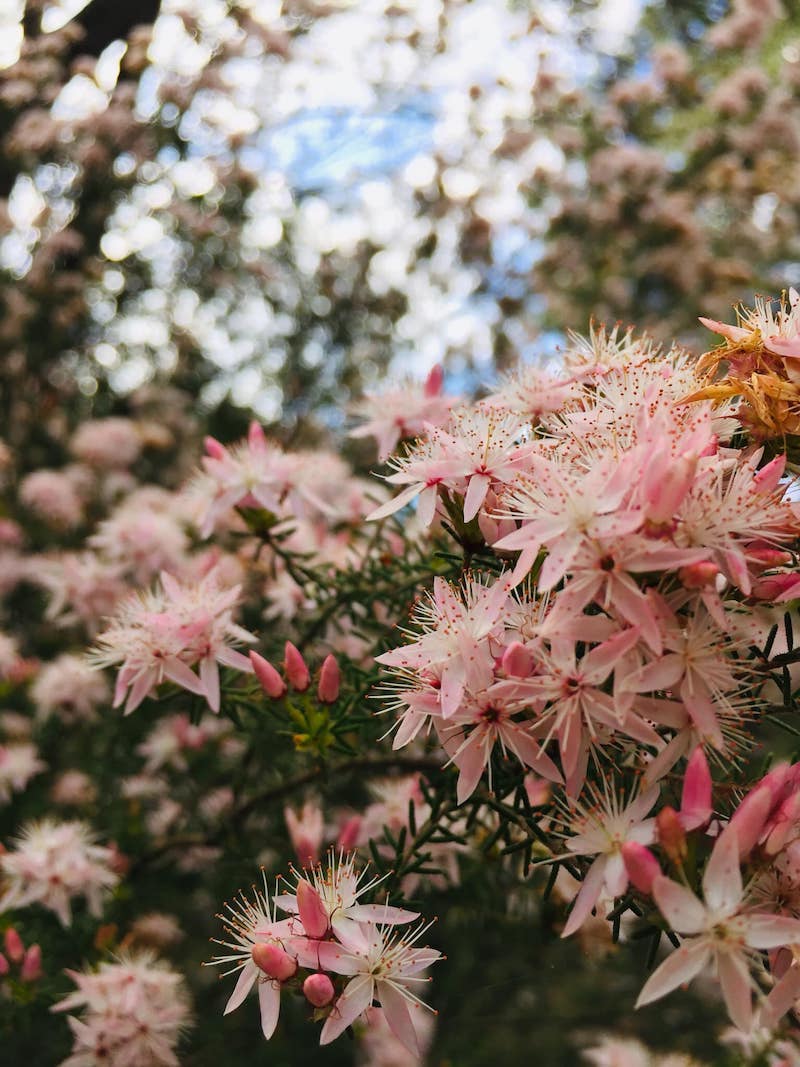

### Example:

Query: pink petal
xmin=698 ymin=317 xmax=749 ymax=343
xmin=744 ymin=914 xmax=800 ymax=950
xmin=463 ymin=474 xmax=492 ymax=522
xmin=717 ymin=951 xmax=752 ymax=1032
xmin=378 ymin=980 xmax=419 ymax=1056
xmin=702 ymin=829 xmax=742 ymax=915
xmin=454 ymin=731 xmax=489 ymax=804
xmin=635 ymin=940 xmax=710 ymax=1008
xmin=764 ymin=963 xmax=800 ymax=1025
xmin=652 ymin=876 xmax=706 ymax=935
xmin=163 ymin=658 xmax=206 ymax=696
xmin=200 ymin=656 xmax=221 ymax=713
xmin=224 ymin=962 xmax=257 ymax=1015
xmin=347 ymin=904 xmax=419 ymax=925
xmin=320 ymin=976 xmax=374 ymax=1045
xmin=562 ymin=856 xmax=607 ymax=938
xmin=259 ymin=979 xmax=281 ymax=1039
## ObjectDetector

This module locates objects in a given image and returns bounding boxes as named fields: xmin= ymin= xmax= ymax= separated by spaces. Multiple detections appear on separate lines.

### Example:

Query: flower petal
xmin=320 ymin=976 xmax=374 ymax=1045
xmin=635 ymin=941 xmax=710 ymax=1008
xmin=652 ymin=876 xmax=706 ymax=935
xmin=258 ymin=979 xmax=281 ymax=1039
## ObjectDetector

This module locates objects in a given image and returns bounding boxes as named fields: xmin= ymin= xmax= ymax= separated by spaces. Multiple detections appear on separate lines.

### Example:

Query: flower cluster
xmin=52 ymin=952 xmax=192 ymax=1067
xmin=208 ymin=853 xmax=440 ymax=1055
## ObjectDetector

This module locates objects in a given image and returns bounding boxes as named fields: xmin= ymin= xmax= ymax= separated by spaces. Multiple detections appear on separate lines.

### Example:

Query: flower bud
xmin=284 ymin=642 xmax=310 ymax=692
xmin=679 ymin=747 xmax=712 ymax=831
xmin=248 ymin=421 xmax=267 ymax=451
xmin=250 ymin=651 xmax=287 ymax=699
xmin=656 ymin=806 xmax=687 ymax=864
xmin=337 ymin=815 xmax=361 ymax=852
xmin=0 ymin=953 xmax=8 ymax=976
xmin=20 ymin=944 xmax=41 ymax=982
xmin=678 ymin=561 xmax=720 ymax=589
xmin=622 ymin=842 xmax=661 ymax=893
xmin=204 ymin=436 xmax=226 ymax=460
xmin=502 ymin=642 xmax=534 ymax=678
xmin=296 ymin=878 xmax=329 ymax=938
xmin=252 ymin=942 xmax=297 ymax=982
xmin=4 ymin=928 xmax=23 ymax=963
xmin=317 ymin=655 xmax=340 ymax=704
xmin=303 ymin=972 xmax=335 ymax=1007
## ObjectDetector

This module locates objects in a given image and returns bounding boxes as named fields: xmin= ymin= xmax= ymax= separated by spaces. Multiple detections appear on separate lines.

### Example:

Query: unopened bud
xmin=303 ymin=972 xmax=335 ymax=1007
xmin=622 ymin=842 xmax=661 ymax=893
xmin=250 ymin=651 xmax=287 ymax=699
xmin=678 ymin=561 xmax=720 ymax=590
xmin=248 ymin=421 xmax=267 ymax=450
xmin=317 ymin=655 xmax=340 ymax=704
xmin=679 ymin=747 xmax=712 ymax=831
xmin=656 ymin=806 xmax=687 ymax=863
xmin=20 ymin=944 xmax=42 ymax=982
xmin=296 ymin=878 xmax=329 ymax=938
xmin=284 ymin=642 xmax=310 ymax=692
xmin=252 ymin=942 xmax=297 ymax=982
xmin=337 ymin=815 xmax=361 ymax=851
xmin=204 ymin=436 xmax=226 ymax=460
xmin=502 ymin=642 xmax=534 ymax=678
xmin=4 ymin=928 xmax=23 ymax=963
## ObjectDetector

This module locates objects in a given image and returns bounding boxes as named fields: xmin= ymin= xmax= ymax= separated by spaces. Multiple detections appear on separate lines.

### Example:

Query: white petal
xmin=320 ymin=976 xmax=374 ymax=1045
xmin=744 ymin=914 xmax=800 ymax=950
xmin=224 ymin=962 xmax=257 ymax=1015
xmin=259 ymin=979 xmax=281 ymax=1039
xmin=378 ymin=980 xmax=419 ymax=1056
xmin=702 ymin=829 xmax=742 ymax=915
xmin=635 ymin=941 xmax=710 ymax=1007
xmin=717 ymin=951 xmax=752 ymax=1032
xmin=652 ymin=876 xmax=706 ymax=935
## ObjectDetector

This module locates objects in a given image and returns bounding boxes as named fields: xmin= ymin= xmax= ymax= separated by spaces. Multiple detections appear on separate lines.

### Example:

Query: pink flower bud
xmin=0 ymin=953 xmax=8 ymax=976
xmin=746 ymin=544 xmax=793 ymax=571
xmin=252 ymin=942 xmax=297 ymax=982
xmin=337 ymin=815 xmax=362 ymax=851
xmin=303 ymin=972 xmax=335 ymax=1007
xmin=679 ymin=747 xmax=712 ymax=830
xmin=502 ymin=641 xmax=535 ymax=678
xmin=754 ymin=454 xmax=786 ymax=493
xmin=204 ymin=436 xmax=226 ymax=460
xmin=20 ymin=944 xmax=41 ymax=982
xmin=678 ymin=561 xmax=720 ymax=589
xmin=250 ymin=651 xmax=287 ymax=699
xmin=656 ymin=806 xmax=687 ymax=863
xmin=621 ymin=842 xmax=661 ymax=893
xmin=424 ymin=364 xmax=444 ymax=397
xmin=296 ymin=878 xmax=329 ymax=938
xmin=4 ymin=928 xmax=23 ymax=963
xmin=248 ymin=421 xmax=267 ymax=451
xmin=284 ymin=642 xmax=310 ymax=692
xmin=728 ymin=782 xmax=775 ymax=859
xmin=764 ymin=792 xmax=800 ymax=856
xmin=317 ymin=655 xmax=340 ymax=704
xmin=752 ymin=572 xmax=800 ymax=603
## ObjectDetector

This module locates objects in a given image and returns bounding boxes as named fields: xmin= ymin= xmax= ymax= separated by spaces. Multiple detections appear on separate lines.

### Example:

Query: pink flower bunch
xmin=52 ymin=951 xmax=192 ymax=1067
xmin=19 ymin=470 xmax=84 ymax=529
xmin=350 ymin=364 xmax=456 ymax=460
xmin=209 ymin=852 xmax=440 ymax=1055
xmin=0 ymin=741 xmax=46 ymax=803
xmin=30 ymin=653 xmax=110 ymax=723
xmin=90 ymin=570 xmax=255 ymax=714
xmin=70 ymin=417 xmax=143 ymax=470
xmin=191 ymin=421 xmax=358 ymax=537
xmin=0 ymin=819 xmax=119 ymax=926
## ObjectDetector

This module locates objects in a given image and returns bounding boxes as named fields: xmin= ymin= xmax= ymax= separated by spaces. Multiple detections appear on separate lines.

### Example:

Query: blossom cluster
xmin=208 ymin=853 xmax=440 ymax=1056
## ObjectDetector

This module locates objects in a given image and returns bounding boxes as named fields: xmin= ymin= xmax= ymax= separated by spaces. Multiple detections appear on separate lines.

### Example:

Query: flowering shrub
xmin=3 ymin=297 xmax=800 ymax=1063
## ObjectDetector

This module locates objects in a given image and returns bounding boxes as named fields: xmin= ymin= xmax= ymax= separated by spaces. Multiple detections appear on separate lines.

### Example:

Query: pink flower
xmin=275 ymin=852 xmax=418 ymax=943
xmin=557 ymin=785 xmax=659 ymax=937
xmin=636 ymin=830 xmax=800 ymax=1030
xmin=300 ymin=920 xmax=441 ymax=1054
xmin=350 ymin=365 xmax=455 ymax=460
xmin=52 ymin=951 xmax=191 ymax=1066
xmin=0 ymin=819 xmax=119 ymax=927
xmin=207 ymin=872 xmax=297 ymax=1039
xmin=376 ymin=575 xmax=512 ymax=719
xmin=91 ymin=570 xmax=255 ymax=714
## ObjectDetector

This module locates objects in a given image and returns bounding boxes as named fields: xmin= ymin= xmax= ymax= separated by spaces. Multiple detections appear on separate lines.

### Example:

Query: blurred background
xmin=2 ymin=1 xmax=800 ymax=1062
